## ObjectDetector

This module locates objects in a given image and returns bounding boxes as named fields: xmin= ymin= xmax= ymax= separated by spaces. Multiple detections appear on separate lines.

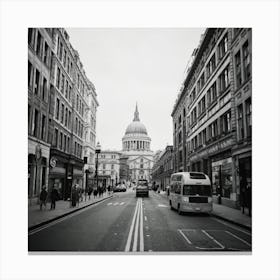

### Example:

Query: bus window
xmin=183 ymin=185 xmax=212 ymax=196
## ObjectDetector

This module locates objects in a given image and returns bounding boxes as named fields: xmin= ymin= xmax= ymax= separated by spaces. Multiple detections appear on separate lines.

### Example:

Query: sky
xmin=66 ymin=28 xmax=205 ymax=152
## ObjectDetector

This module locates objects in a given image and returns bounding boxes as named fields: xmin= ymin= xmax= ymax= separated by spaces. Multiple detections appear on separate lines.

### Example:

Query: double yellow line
xmin=125 ymin=198 xmax=144 ymax=252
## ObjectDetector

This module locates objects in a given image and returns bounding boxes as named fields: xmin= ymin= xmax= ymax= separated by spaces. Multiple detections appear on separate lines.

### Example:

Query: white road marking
xmin=120 ymin=202 xmax=125 ymax=205
xmin=211 ymin=217 xmax=252 ymax=236
xmin=133 ymin=199 xmax=141 ymax=251
xmin=107 ymin=203 xmax=112 ymax=205
xmin=139 ymin=198 xmax=144 ymax=252
xmin=144 ymin=216 xmax=147 ymax=222
xmin=225 ymin=230 xmax=251 ymax=247
xmin=113 ymin=202 xmax=119 ymax=206
xmin=124 ymin=199 xmax=139 ymax=252
xmin=178 ymin=229 xmax=192 ymax=245
xmin=201 ymin=230 xmax=225 ymax=249
xmin=158 ymin=204 xmax=169 ymax=208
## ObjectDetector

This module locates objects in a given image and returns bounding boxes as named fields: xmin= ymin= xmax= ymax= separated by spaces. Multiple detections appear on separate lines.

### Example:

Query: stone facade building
xmin=28 ymin=28 xmax=98 ymax=202
xmin=151 ymin=146 xmax=173 ymax=190
xmin=98 ymin=151 xmax=121 ymax=188
xmin=28 ymin=28 xmax=53 ymax=204
xmin=172 ymin=28 xmax=252 ymax=209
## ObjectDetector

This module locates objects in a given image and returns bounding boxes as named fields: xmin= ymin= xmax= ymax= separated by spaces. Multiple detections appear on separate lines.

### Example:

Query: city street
xmin=29 ymin=189 xmax=251 ymax=252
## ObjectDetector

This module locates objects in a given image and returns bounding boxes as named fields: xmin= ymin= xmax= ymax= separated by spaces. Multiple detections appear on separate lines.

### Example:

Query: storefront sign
xmin=50 ymin=157 xmax=57 ymax=168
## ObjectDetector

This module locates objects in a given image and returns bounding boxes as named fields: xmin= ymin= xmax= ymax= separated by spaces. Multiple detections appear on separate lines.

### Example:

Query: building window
xmin=103 ymin=164 xmax=106 ymax=169
xmin=61 ymin=74 xmax=65 ymax=94
xmin=33 ymin=109 xmax=39 ymax=137
xmin=67 ymin=136 xmax=70 ymax=153
xmin=54 ymin=128 xmax=58 ymax=147
xmin=65 ymin=107 xmax=68 ymax=126
xmin=61 ymin=104 xmax=64 ymax=124
xmin=235 ymin=51 xmax=242 ymax=88
xmin=36 ymin=31 xmax=42 ymax=56
xmin=221 ymin=110 xmax=231 ymax=134
xmin=63 ymin=49 xmax=67 ymax=67
xmin=34 ymin=69 xmax=40 ymax=95
xmin=68 ymin=111 xmax=71 ymax=128
xmin=218 ymin=33 xmax=228 ymax=60
xmin=28 ymin=28 xmax=33 ymax=46
xmin=237 ymin=104 xmax=244 ymax=140
xmin=59 ymin=132 xmax=63 ymax=150
xmin=43 ymin=42 xmax=49 ymax=65
xmin=28 ymin=61 xmax=33 ymax=88
xmin=198 ymin=72 xmax=205 ymax=92
xmin=56 ymin=67 xmax=60 ymax=89
xmin=41 ymin=114 xmax=46 ymax=140
xmin=219 ymin=65 xmax=230 ymax=93
xmin=42 ymin=77 xmax=47 ymax=101
xmin=140 ymin=164 xmax=143 ymax=169
xmin=64 ymin=135 xmax=67 ymax=152
xmin=245 ymin=98 xmax=252 ymax=138
xmin=56 ymin=98 xmax=60 ymax=120
xmin=206 ymin=54 xmax=216 ymax=78
xmin=59 ymin=41 xmax=63 ymax=61
xmin=243 ymin=40 xmax=251 ymax=81
xmin=207 ymin=82 xmax=217 ymax=105
xmin=111 ymin=164 xmax=114 ymax=169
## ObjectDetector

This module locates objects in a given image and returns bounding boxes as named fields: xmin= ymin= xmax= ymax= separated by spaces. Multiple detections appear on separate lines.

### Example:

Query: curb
xmin=28 ymin=195 xmax=113 ymax=232
xmin=210 ymin=213 xmax=252 ymax=231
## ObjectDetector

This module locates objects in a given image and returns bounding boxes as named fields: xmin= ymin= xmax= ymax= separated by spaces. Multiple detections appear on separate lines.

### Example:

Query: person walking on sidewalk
xmin=50 ymin=187 xmax=59 ymax=210
xmin=240 ymin=176 xmax=247 ymax=214
xmin=39 ymin=186 xmax=48 ymax=210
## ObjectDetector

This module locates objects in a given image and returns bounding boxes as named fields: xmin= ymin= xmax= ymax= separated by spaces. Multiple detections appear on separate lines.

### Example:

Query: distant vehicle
xmin=136 ymin=179 xmax=149 ymax=197
xmin=169 ymin=172 xmax=212 ymax=214
xmin=113 ymin=184 xmax=126 ymax=192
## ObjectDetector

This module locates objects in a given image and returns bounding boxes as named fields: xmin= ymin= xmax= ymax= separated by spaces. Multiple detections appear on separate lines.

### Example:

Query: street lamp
xmin=95 ymin=142 xmax=101 ymax=193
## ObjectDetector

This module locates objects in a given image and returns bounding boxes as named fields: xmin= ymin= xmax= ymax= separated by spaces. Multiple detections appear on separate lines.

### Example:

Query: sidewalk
xmin=155 ymin=190 xmax=252 ymax=230
xmin=28 ymin=193 xmax=113 ymax=230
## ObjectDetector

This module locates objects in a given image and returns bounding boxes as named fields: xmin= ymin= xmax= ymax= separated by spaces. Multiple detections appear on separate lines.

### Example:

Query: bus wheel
xmin=178 ymin=204 xmax=182 ymax=215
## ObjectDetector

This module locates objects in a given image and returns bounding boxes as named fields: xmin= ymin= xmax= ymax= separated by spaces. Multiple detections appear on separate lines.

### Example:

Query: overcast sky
xmin=66 ymin=28 xmax=205 ymax=152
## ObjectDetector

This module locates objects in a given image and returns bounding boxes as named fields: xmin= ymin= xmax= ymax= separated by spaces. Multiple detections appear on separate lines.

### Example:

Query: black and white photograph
xmin=28 ymin=27 xmax=252 ymax=253
xmin=1 ymin=0 xmax=280 ymax=280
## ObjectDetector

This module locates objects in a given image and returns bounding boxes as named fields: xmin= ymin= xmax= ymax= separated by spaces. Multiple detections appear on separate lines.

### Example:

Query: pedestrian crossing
xmin=107 ymin=202 xmax=125 ymax=206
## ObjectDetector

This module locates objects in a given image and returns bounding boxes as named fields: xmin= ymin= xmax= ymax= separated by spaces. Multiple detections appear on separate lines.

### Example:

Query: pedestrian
xmin=39 ymin=186 xmax=48 ymax=210
xmin=50 ymin=187 xmax=58 ymax=210
xmin=246 ymin=179 xmax=252 ymax=217
xmin=71 ymin=185 xmax=77 ymax=207
xmin=240 ymin=176 xmax=247 ymax=214
xmin=93 ymin=188 xmax=98 ymax=198
xmin=88 ymin=187 xmax=93 ymax=200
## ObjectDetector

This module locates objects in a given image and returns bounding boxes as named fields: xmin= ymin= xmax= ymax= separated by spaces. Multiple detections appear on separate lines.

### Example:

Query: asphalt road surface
xmin=29 ymin=189 xmax=252 ymax=252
